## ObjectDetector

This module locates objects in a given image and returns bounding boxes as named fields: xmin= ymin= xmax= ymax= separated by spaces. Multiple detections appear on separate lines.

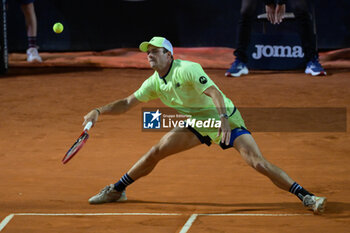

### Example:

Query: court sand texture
xmin=0 ymin=67 xmax=350 ymax=232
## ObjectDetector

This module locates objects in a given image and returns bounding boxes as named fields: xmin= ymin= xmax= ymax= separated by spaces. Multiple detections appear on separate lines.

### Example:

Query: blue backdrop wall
xmin=6 ymin=0 xmax=350 ymax=52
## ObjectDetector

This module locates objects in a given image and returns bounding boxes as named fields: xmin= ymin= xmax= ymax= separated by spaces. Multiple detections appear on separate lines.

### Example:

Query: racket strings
xmin=67 ymin=133 xmax=89 ymax=155
xmin=63 ymin=130 xmax=90 ymax=164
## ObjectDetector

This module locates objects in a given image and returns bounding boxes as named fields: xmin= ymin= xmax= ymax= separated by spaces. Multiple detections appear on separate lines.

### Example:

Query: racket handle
xmin=84 ymin=121 xmax=93 ymax=131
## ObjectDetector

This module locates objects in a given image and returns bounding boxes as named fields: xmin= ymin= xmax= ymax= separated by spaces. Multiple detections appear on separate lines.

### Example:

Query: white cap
xmin=139 ymin=36 xmax=173 ymax=55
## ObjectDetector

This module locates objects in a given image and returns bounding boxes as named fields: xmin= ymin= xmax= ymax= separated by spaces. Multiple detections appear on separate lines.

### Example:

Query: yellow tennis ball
xmin=53 ymin=23 xmax=64 ymax=34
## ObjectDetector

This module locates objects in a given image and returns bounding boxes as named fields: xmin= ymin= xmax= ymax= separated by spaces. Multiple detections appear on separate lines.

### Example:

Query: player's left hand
xmin=218 ymin=118 xmax=231 ymax=146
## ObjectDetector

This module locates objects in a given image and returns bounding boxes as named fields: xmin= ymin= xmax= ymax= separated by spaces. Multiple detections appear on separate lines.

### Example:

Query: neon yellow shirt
xmin=134 ymin=59 xmax=246 ymax=144
xmin=134 ymin=59 xmax=235 ymax=118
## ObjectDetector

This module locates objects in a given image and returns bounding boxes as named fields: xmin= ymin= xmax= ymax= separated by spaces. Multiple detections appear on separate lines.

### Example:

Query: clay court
xmin=0 ymin=49 xmax=350 ymax=233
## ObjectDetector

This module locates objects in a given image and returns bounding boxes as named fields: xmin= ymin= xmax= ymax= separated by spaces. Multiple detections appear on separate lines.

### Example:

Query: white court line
xmin=179 ymin=214 xmax=198 ymax=233
xmin=0 ymin=212 xmax=312 ymax=232
xmin=200 ymin=213 xmax=312 ymax=216
xmin=0 ymin=213 xmax=180 ymax=232
xmin=177 ymin=213 xmax=311 ymax=233
xmin=0 ymin=214 xmax=14 ymax=232
xmin=15 ymin=213 xmax=182 ymax=216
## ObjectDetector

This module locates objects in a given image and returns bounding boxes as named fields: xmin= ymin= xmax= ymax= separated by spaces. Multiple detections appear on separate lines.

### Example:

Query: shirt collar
xmin=159 ymin=59 xmax=174 ymax=80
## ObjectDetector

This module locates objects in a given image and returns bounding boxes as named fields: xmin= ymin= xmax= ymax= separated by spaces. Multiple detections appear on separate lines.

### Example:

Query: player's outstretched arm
xmin=83 ymin=94 xmax=140 ymax=126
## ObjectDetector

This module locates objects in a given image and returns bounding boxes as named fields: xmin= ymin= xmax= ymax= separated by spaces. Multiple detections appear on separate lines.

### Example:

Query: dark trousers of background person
xmin=234 ymin=0 xmax=317 ymax=63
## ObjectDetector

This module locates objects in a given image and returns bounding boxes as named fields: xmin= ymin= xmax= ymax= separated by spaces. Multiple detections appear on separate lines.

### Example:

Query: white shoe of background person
xmin=26 ymin=47 xmax=42 ymax=63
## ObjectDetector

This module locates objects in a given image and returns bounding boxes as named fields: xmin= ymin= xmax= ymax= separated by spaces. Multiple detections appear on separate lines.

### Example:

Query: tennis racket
xmin=62 ymin=121 xmax=93 ymax=164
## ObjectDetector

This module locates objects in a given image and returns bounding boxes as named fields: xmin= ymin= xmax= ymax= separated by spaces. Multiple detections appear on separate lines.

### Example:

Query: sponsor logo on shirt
xmin=199 ymin=76 xmax=207 ymax=84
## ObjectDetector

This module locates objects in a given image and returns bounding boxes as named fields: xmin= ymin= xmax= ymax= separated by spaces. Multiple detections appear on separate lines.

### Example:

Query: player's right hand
xmin=218 ymin=118 xmax=231 ymax=146
xmin=83 ymin=109 xmax=99 ymax=126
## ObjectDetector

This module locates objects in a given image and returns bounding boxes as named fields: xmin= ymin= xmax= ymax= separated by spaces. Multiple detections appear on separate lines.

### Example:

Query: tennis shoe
xmin=305 ymin=57 xmax=326 ymax=76
xmin=225 ymin=59 xmax=249 ymax=77
xmin=303 ymin=195 xmax=327 ymax=214
xmin=26 ymin=47 xmax=42 ymax=63
xmin=89 ymin=184 xmax=127 ymax=204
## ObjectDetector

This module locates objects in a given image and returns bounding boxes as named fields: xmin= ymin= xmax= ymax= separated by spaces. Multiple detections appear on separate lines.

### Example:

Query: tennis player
xmin=83 ymin=36 xmax=326 ymax=214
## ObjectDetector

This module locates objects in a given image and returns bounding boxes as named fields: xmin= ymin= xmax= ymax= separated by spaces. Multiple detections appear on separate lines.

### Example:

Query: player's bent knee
xmin=255 ymin=161 xmax=269 ymax=174
xmin=240 ymin=149 xmax=267 ymax=169
xmin=243 ymin=153 xmax=256 ymax=168
xmin=145 ymin=146 xmax=165 ymax=163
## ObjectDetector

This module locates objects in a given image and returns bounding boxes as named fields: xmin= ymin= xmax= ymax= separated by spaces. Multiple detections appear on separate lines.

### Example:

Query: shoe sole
xmin=305 ymin=68 xmax=327 ymax=76
xmin=313 ymin=197 xmax=327 ymax=214
xmin=88 ymin=192 xmax=127 ymax=204
xmin=119 ymin=193 xmax=128 ymax=202
xmin=225 ymin=67 xmax=249 ymax=77
xmin=27 ymin=58 xmax=43 ymax=63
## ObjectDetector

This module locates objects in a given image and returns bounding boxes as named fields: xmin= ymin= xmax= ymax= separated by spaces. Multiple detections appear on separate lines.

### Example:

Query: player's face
xmin=147 ymin=45 xmax=171 ymax=70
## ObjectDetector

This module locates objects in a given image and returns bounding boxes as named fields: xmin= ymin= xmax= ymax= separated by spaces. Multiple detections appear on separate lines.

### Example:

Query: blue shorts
xmin=187 ymin=126 xmax=251 ymax=150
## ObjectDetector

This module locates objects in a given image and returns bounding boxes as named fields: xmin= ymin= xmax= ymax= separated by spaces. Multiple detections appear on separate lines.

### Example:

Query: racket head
xmin=62 ymin=131 xmax=89 ymax=164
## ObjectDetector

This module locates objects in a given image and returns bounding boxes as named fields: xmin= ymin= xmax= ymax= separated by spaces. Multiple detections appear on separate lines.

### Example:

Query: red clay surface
xmin=0 ymin=67 xmax=350 ymax=232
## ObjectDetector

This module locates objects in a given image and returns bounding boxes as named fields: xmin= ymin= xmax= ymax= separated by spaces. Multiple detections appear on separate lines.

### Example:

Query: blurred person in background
xmin=225 ymin=0 xmax=326 ymax=77
xmin=10 ymin=0 xmax=42 ymax=62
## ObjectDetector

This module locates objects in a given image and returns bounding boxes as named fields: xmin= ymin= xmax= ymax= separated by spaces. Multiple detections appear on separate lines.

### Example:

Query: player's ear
xmin=162 ymin=48 xmax=173 ymax=59
xmin=167 ymin=51 xmax=173 ymax=60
